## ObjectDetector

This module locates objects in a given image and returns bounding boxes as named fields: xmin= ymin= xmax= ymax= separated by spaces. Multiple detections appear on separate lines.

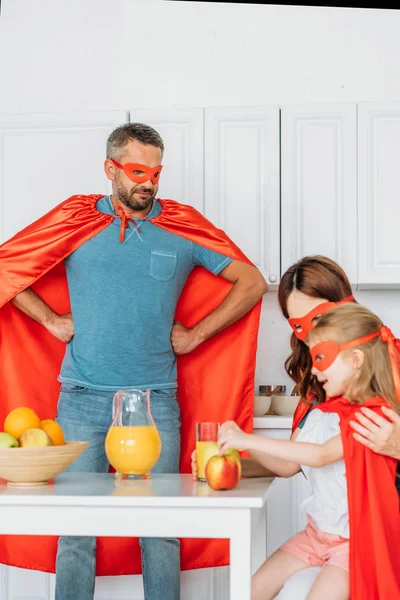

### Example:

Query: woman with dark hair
xmin=239 ymin=256 xmax=355 ymax=477
xmin=277 ymin=255 xmax=355 ymax=427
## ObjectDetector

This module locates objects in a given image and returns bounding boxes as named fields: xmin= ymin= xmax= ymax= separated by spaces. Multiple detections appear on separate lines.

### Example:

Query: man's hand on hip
xmin=12 ymin=287 xmax=74 ymax=343
xmin=171 ymin=322 xmax=202 ymax=355
xmin=45 ymin=312 xmax=75 ymax=343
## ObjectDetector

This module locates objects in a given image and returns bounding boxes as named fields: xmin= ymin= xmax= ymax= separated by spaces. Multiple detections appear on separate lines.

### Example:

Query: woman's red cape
xmin=0 ymin=194 xmax=261 ymax=575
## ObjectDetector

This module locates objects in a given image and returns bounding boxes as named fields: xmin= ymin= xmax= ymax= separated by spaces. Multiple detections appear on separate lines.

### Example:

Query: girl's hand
xmin=218 ymin=420 xmax=249 ymax=454
xmin=349 ymin=405 xmax=400 ymax=460
xmin=191 ymin=449 xmax=198 ymax=480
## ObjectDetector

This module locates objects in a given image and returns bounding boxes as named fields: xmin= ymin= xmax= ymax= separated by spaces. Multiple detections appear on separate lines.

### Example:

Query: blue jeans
xmin=54 ymin=384 xmax=181 ymax=600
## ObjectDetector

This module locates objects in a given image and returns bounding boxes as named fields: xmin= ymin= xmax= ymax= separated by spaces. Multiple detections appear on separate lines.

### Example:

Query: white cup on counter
xmin=253 ymin=396 xmax=272 ymax=417
xmin=254 ymin=384 xmax=286 ymax=417
xmin=270 ymin=395 xmax=301 ymax=416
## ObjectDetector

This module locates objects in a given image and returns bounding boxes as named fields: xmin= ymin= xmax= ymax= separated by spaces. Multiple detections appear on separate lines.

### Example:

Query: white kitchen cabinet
xmin=204 ymin=106 xmax=280 ymax=286
xmin=129 ymin=108 xmax=204 ymax=213
xmin=131 ymin=106 xmax=281 ymax=285
xmin=358 ymin=102 xmax=400 ymax=288
xmin=0 ymin=111 xmax=128 ymax=242
xmin=280 ymin=103 xmax=357 ymax=285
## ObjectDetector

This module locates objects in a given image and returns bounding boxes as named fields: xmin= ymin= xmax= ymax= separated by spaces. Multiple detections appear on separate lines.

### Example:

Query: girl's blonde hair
xmin=308 ymin=303 xmax=400 ymax=412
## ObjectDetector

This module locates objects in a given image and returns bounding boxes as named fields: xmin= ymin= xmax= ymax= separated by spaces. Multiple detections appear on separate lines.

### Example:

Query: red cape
xmin=0 ymin=194 xmax=261 ymax=575
xmin=309 ymin=397 xmax=400 ymax=600
xmin=292 ymin=397 xmax=314 ymax=433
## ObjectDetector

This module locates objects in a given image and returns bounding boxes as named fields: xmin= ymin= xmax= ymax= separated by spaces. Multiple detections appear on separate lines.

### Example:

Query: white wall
xmin=1 ymin=0 xmax=400 ymax=114
xmin=1 ymin=0 xmax=400 ymax=391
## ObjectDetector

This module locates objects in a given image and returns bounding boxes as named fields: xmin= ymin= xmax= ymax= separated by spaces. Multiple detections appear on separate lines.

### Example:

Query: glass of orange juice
xmin=196 ymin=422 xmax=220 ymax=482
xmin=105 ymin=389 xmax=161 ymax=480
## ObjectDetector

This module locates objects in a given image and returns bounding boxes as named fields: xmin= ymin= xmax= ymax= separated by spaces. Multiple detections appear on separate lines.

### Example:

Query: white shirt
xmin=296 ymin=408 xmax=349 ymax=538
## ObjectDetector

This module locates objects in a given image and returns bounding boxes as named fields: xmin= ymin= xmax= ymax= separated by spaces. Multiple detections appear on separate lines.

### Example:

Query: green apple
xmin=0 ymin=432 xmax=19 ymax=448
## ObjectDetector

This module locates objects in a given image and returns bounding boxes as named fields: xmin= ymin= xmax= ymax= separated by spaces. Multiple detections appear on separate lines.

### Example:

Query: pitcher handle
xmin=112 ymin=390 xmax=125 ymax=424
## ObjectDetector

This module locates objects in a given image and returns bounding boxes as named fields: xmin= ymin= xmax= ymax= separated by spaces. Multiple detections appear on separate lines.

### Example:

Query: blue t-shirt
xmin=59 ymin=196 xmax=233 ymax=390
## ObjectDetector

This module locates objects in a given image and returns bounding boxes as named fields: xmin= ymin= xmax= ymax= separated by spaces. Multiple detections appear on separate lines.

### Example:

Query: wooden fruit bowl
xmin=0 ymin=441 xmax=88 ymax=487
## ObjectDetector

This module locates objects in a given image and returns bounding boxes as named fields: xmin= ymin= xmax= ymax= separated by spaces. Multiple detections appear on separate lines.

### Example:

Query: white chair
xmin=274 ymin=567 xmax=321 ymax=599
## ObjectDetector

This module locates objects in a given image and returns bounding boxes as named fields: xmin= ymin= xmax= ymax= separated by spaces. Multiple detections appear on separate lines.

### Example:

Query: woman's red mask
xmin=288 ymin=295 xmax=355 ymax=341
xmin=111 ymin=159 xmax=163 ymax=185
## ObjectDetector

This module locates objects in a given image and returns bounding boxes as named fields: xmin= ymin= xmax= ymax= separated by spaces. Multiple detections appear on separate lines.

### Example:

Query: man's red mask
xmin=111 ymin=159 xmax=163 ymax=185
xmin=288 ymin=295 xmax=355 ymax=341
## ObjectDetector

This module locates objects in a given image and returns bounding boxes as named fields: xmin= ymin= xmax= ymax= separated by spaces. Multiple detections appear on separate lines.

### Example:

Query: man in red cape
xmin=0 ymin=123 xmax=267 ymax=597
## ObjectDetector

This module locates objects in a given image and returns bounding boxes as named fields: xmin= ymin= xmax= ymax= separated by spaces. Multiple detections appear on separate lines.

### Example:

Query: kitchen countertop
xmin=253 ymin=415 xmax=293 ymax=429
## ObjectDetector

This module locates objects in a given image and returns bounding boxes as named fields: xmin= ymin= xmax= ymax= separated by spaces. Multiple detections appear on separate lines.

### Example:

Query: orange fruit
xmin=4 ymin=407 xmax=41 ymax=439
xmin=39 ymin=419 xmax=65 ymax=446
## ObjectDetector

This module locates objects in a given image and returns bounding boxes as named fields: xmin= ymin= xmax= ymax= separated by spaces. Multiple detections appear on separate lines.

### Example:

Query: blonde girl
xmin=218 ymin=303 xmax=400 ymax=600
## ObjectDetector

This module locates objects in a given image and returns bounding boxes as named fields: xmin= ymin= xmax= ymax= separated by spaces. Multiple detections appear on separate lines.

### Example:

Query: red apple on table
xmin=205 ymin=450 xmax=241 ymax=490
xmin=225 ymin=449 xmax=242 ymax=478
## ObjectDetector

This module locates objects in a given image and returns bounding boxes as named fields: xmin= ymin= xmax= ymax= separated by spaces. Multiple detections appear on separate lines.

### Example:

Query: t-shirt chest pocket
xmin=149 ymin=248 xmax=177 ymax=281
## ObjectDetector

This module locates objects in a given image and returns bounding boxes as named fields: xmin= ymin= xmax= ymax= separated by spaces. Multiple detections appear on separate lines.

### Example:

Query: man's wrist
xmin=191 ymin=323 xmax=207 ymax=345
xmin=42 ymin=310 xmax=58 ymax=329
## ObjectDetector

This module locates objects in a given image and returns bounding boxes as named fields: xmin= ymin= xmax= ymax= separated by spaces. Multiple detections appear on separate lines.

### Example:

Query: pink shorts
xmin=280 ymin=515 xmax=349 ymax=571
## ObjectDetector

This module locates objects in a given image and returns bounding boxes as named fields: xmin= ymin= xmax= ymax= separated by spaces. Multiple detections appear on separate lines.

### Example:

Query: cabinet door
xmin=130 ymin=108 xmax=204 ymax=212
xmin=205 ymin=106 xmax=280 ymax=287
xmin=281 ymin=104 xmax=357 ymax=285
xmin=358 ymin=103 xmax=400 ymax=288
xmin=0 ymin=111 xmax=128 ymax=242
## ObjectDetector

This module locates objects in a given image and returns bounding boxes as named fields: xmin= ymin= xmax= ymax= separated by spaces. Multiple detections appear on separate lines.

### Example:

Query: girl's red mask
xmin=310 ymin=331 xmax=380 ymax=372
xmin=111 ymin=159 xmax=163 ymax=184
xmin=288 ymin=295 xmax=355 ymax=341
xmin=310 ymin=325 xmax=400 ymax=402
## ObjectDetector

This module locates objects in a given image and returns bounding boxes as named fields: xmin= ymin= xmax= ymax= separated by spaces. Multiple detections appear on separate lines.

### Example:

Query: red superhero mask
xmin=310 ymin=331 xmax=380 ymax=372
xmin=310 ymin=325 xmax=400 ymax=401
xmin=288 ymin=295 xmax=355 ymax=341
xmin=110 ymin=159 xmax=163 ymax=184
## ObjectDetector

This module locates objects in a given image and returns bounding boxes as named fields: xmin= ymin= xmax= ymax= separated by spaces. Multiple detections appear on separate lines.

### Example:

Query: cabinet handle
xmin=268 ymin=275 xmax=277 ymax=283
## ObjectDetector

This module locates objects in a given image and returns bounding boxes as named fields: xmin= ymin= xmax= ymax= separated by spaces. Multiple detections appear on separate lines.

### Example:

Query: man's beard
xmin=114 ymin=179 xmax=155 ymax=212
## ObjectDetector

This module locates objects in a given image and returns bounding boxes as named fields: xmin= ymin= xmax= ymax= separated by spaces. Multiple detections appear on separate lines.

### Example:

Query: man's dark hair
xmin=106 ymin=123 xmax=164 ymax=160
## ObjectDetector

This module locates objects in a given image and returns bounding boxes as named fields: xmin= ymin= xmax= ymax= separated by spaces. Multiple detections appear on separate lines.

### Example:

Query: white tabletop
xmin=0 ymin=473 xmax=273 ymax=509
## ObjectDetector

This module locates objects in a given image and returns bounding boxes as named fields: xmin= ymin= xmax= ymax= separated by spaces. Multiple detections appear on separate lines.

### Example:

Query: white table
xmin=0 ymin=473 xmax=272 ymax=600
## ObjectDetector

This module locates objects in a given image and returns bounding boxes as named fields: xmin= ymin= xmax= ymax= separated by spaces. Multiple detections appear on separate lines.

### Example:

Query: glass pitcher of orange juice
xmin=105 ymin=389 xmax=162 ymax=480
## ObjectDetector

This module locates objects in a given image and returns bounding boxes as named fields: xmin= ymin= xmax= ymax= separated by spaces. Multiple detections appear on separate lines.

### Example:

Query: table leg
xmin=251 ymin=506 xmax=267 ymax=574
xmin=230 ymin=510 xmax=252 ymax=600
